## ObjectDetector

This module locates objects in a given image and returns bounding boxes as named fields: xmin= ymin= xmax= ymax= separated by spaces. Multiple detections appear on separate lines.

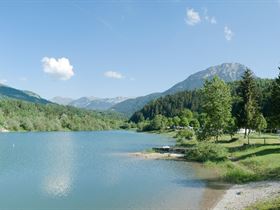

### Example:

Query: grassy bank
xmin=155 ymin=130 xmax=280 ymax=184
xmin=206 ymin=134 xmax=280 ymax=184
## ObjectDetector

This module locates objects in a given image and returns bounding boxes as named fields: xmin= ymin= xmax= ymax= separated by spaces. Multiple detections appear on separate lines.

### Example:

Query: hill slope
xmin=112 ymin=63 xmax=249 ymax=116
xmin=0 ymin=84 xmax=50 ymax=104
xmin=0 ymin=99 xmax=124 ymax=131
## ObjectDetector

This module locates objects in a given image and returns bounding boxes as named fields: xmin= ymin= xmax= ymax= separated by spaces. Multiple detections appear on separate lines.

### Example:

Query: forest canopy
xmin=0 ymin=99 xmax=125 ymax=131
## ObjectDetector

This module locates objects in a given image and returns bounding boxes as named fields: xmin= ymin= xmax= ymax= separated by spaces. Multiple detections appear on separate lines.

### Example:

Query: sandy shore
xmin=128 ymin=152 xmax=185 ymax=160
xmin=213 ymin=181 xmax=280 ymax=210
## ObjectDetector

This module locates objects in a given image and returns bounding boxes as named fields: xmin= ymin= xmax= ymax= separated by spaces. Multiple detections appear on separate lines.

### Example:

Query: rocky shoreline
xmin=213 ymin=181 xmax=280 ymax=210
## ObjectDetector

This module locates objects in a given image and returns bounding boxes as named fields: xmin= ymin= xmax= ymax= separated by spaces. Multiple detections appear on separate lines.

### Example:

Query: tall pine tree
xmin=237 ymin=69 xmax=260 ymax=144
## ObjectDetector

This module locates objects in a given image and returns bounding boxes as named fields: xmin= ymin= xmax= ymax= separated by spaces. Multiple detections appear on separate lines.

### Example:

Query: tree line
xmin=0 ymin=99 xmax=124 ymax=131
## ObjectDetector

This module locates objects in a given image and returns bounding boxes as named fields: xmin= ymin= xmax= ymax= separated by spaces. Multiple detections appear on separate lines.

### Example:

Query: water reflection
xmin=42 ymin=134 xmax=75 ymax=198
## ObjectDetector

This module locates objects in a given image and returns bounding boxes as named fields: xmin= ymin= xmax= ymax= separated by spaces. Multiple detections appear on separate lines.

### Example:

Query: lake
xmin=0 ymin=131 xmax=215 ymax=210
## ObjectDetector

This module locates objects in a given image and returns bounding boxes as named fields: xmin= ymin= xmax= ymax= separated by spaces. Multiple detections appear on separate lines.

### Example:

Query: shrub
xmin=185 ymin=142 xmax=228 ymax=162
xmin=195 ymin=127 xmax=212 ymax=141
xmin=176 ymin=129 xmax=194 ymax=140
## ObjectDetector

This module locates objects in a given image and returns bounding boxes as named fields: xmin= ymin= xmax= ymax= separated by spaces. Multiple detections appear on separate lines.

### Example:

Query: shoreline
xmin=128 ymin=151 xmax=185 ymax=160
xmin=213 ymin=181 xmax=280 ymax=210
xmin=129 ymin=148 xmax=280 ymax=210
xmin=128 ymin=151 xmax=230 ymax=209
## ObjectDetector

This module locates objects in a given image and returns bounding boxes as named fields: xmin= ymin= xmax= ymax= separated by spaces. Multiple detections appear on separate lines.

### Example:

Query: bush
xmin=185 ymin=143 xmax=228 ymax=162
xmin=176 ymin=129 xmax=194 ymax=140
xmin=196 ymin=127 xmax=211 ymax=141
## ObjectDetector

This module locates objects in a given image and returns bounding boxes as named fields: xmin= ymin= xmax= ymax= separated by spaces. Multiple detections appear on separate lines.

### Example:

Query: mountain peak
xmin=164 ymin=62 xmax=249 ymax=95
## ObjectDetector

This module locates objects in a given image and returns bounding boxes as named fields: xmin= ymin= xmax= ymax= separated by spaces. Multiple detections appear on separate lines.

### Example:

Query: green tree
xmin=236 ymin=69 xmax=260 ymax=143
xmin=226 ymin=117 xmax=238 ymax=139
xmin=270 ymin=67 xmax=280 ymax=129
xmin=189 ymin=119 xmax=200 ymax=130
xmin=173 ymin=116 xmax=181 ymax=126
xmin=254 ymin=113 xmax=267 ymax=135
xmin=201 ymin=76 xmax=232 ymax=141
xmin=147 ymin=115 xmax=167 ymax=131
xmin=0 ymin=109 xmax=5 ymax=127
xmin=180 ymin=117 xmax=189 ymax=127
xmin=179 ymin=109 xmax=193 ymax=119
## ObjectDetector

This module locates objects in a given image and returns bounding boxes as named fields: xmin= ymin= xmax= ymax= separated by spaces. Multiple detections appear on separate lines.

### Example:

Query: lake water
xmin=0 ymin=131 xmax=211 ymax=210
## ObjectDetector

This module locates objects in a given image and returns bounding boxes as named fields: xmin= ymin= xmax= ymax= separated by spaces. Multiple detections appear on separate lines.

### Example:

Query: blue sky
xmin=0 ymin=0 xmax=280 ymax=99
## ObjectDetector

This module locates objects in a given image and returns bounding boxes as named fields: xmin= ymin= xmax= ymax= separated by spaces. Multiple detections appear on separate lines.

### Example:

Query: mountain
xmin=110 ymin=93 xmax=162 ymax=114
xmin=53 ymin=96 xmax=130 ymax=111
xmin=51 ymin=96 xmax=74 ymax=105
xmin=112 ymin=63 xmax=249 ymax=116
xmin=0 ymin=84 xmax=50 ymax=104
xmin=164 ymin=63 xmax=248 ymax=95
xmin=85 ymin=97 xmax=129 ymax=110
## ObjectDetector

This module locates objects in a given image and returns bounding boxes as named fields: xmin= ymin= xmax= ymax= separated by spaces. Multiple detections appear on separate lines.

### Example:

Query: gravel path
xmin=213 ymin=181 xmax=280 ymax=210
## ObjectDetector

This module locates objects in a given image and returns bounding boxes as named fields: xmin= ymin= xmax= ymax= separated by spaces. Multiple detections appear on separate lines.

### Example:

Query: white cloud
xmin=224 ymin=26 xmax=234 ymax=41
xmin=42 ymin=57 xmax=74 ymax=80
xmin=205 ymin=16 xmax=217 ymax=24
xmin=204 ymin=8 xmax=217 ymax=24
xmin=104 ymin=71 xmax=124 ymax=79
xmin=209 ymin=17 xmax=217 ymax=24
xmin=185 ymin=8 xmax=201 ymax=26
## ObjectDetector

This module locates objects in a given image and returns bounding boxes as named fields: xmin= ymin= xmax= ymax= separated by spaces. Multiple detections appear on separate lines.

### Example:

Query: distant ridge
xmin=52 ymin=96 xmax=129 ymax=111
xmin=0 ymin=84 xmax=50 ymax=104
xmin=51 ymin=96 xmax=74 ymax=106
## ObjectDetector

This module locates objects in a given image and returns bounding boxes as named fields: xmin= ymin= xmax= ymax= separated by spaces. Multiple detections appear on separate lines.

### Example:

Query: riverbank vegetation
xmin=0 ymin=99 xmax=125 ymax=131
xmin=130 ymin=67 xmax=280 ymax=185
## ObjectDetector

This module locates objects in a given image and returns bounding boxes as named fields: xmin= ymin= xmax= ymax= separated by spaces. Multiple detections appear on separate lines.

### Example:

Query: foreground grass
xmin=245 ymin=196 xmax=280 ymax=210
xmin=174 ymin=132 xmax=280 ymax=184
xmin=146 ymin=129 xmax=280 ymax=184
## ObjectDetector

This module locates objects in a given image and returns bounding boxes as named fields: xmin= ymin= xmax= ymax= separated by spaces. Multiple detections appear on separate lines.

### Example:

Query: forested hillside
xmin=0 ymin=99 xmax=124 ymax=131
xmin=130 ymin=90 xmax=203 ymax=123
xmin=130 ymin=78 xmax=274 ymax=128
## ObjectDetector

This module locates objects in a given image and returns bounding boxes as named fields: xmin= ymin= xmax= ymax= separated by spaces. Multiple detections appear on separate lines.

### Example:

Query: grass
xmin=176 ymin=132 xmax=280 ymax=184
xmin=245 ymin=196 xmax=280 ymax=210
xmin=149 ymin=129 xmax=280 ymax=184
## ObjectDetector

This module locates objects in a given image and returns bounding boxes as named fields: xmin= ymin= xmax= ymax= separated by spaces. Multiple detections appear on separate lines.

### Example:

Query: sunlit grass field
xmin=166 ymin=131 xmax=280 ymax=184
